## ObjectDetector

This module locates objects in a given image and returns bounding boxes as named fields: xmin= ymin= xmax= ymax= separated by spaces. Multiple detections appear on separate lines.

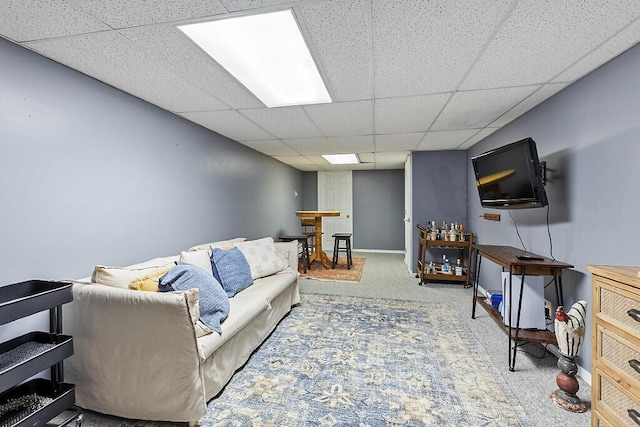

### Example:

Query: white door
xmin=318 ymin=171 xmax=353 ymax=251
xmin=404 ymin=155 xmax=413 ymax=274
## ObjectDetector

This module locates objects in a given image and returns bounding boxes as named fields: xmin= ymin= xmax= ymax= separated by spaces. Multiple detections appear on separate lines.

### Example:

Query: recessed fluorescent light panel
xmin=178 ymin=10 xmax=332 ymax=108
xmin=322 ymin=154 xmax=360 ymax=165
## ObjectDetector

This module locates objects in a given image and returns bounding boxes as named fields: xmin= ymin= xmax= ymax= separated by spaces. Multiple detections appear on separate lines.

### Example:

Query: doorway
xmin=317 ymin=171 xmax=353 ymax=251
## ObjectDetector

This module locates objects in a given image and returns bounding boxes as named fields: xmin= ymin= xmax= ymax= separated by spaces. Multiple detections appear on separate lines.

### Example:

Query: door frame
xmin=404 ymin=154 xmax=413 ymax=275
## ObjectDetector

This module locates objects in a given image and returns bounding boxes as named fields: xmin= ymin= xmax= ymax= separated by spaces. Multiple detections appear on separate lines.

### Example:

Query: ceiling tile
xmin=431 ymin=86 xmax=539 ymax=130
xmin=490 ymin=83 xmax=570 ymax=128
xmin=460 ymin=0 xmax=640 ymax=90
xmin=220 ymin=0 xmax=296 ymax=12
xmin=25 ymin=32 xmax=229 ymax=112
xmin=358 ymin=152 xmax=375 ymax=163
xmin=372 ymin=0 xmax=515 ymax=97
xmin=272 ymin=155 xmax=316 ymax=165
xmin=180 ymin=110 xmax=274 ymax=140
xmin=417 ymin=130 xmax=479 ymax=151
xmin=119 ymin=26 xmax=262 ymax=109
xmin=304 ymin=101 xmax=373 ymax=137
xmin=5 ymin=0 xmax=639 ymax=171
xmin=72 ymin=0 xmax=227 ymax=28
xmin=306 ymin=155 xmax=332 ymax=166
xmin=238 ymin=140 xmax=299 ymax=156
xmin=293 ymin=163 xmax=325 ymax=171
xmin=457 ymin=128 xmax=499 ymax=149
xmin=325 ymin=135 xmax=375 ymax=153
xmin=375 ymin=93 xmax=450 ymax=134
xmin=374 ymin=151 xmax=410 ymax=169
xmin=0 ymin=0 xmax=109 ymax=42
xmin=553 ymin=17 xmax=640 ymax=83
xmin=298 ymin=0 xmax=373 ymax=101
xmin=375 ymin=133 xmax=424 ymax=152
xmin=281 ymin=138 xmax=330 ymax=156
xmin=241 ymin=107 xmax=324 ymax=139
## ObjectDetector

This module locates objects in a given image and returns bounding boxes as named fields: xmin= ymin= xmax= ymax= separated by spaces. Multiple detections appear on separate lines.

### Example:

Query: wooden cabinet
xmin=416 ymin=224 xmax=473 ymax=287
xmin=0 ymin=280 xmax=82 ymax=426
xmin=589 ymin=265 xmax=640 ymax=427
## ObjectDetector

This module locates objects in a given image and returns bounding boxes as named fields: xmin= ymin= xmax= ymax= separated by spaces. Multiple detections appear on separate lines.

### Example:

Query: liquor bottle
xmin=442 ymin=255 xmax=450 ymax=273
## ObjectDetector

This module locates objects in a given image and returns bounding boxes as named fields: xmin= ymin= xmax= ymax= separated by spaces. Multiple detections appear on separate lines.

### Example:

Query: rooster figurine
xmin=554 ymin=301 xmax=587 ymax=357
xmin=550 ymin=300 xmax=588 ymax=413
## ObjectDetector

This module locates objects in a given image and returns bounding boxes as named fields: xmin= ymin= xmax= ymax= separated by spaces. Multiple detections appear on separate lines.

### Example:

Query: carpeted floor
xmin=75 ymin=251 xmax=591 ymax=426
xmin=299 ymin=251 xmax=592 ymax=427
xmin=201 ymin=293 xmax=533 ymax=426
xmin=298 ymin=257 xmax=365 ymax=282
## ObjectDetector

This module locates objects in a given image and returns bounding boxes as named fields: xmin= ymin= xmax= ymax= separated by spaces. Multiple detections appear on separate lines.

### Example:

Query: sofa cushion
xmin=179 ymin=249 xmax=214 ymax=276
xmin=128 ymin=265 xmax=172 ymax=292
xmin=188 ymin=237 xmax=247 ymax=254
xmin=92 ymin=263 xmax=175 ymax=290
xmin=127 ymin=255 xmax=179 ymax=269
xmin=196 ymin=269 xmax=298 ymax=359
xmin=158 ymin=263 xmax=230 ymax=334
xmin=234 ymin=237 xmax=288 ymax=280
xmin=210 ymin=247 xmax=253 ymax=297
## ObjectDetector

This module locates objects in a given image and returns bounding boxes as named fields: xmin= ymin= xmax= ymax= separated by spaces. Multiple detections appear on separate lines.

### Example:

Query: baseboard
xmin=476 ymin=283 xmax=591 ymax=386
xmin=353 ymin=249 xmax=404 ymax=254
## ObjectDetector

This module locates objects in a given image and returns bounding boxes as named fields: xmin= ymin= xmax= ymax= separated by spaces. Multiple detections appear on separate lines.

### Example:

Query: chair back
xmin=300 ymin=217 xmax=315 ymax=228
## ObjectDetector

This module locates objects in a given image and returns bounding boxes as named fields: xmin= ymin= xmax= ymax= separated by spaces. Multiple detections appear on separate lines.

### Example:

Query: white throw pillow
xmin=188 ymin=237 xmax=247 ymax=254
xmin=234 ymin=237 xmax=288 ymax=280
xmin=179 ymin=249 xmax=214 ymax=276
xmin=92 ymin=263 xmax=174 ymax=289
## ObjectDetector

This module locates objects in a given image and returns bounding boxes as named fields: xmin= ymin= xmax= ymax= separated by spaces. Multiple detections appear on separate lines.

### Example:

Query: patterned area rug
xmin=298 ymin=257 xmax=365 ymax=283
xmin=201 ymin=294 xmax=533 ymax=426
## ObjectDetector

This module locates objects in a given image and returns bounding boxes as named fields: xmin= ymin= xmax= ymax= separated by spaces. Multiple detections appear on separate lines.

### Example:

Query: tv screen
xmin=471 ymin=138 xmax=548 ymax=209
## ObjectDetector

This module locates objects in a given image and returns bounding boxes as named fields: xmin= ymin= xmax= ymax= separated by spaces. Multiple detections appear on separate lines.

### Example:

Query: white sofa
xmin=62 ymin=239 xmax=300 ymax=423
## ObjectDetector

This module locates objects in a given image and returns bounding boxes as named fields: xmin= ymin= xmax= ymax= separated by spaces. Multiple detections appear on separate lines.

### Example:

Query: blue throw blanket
xmin=158 ymin=263 xmax=230 ymax=334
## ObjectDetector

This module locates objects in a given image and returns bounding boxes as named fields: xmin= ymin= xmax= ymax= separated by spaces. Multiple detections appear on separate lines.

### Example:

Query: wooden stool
xmin=278 ymin=235 xmax=311 ymax=273
xmin=331 ymin=233 xmax=352 ymax=269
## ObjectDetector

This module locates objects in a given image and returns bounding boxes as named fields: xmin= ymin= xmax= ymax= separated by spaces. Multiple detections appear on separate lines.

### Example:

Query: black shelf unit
xmin=0 ymin=280 xmax=82 ymax=426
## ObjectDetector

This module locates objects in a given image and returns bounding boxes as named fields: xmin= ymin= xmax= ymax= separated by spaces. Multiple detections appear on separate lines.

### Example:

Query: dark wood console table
xmin=471 ymin=245 xmax=574 ymax=371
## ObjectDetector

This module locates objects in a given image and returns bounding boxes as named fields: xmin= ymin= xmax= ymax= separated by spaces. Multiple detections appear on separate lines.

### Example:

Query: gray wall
xmin=301 ymin=171 xmax=318 ymax=210
xmin=467 ymin=42 xmax=640 ymax=374
xmin=0 ymin=38 xmax=302 ymax=335
xmin=411 ymin=151 xmax=468 ymax=271
xmin=301 ymin=170 xmax=405 ymax=251
xmin=353 ymin=170 xmax=404 ymax=250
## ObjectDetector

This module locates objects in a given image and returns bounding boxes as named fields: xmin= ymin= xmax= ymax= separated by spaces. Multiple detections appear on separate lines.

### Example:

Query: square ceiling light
xmin=178 ymin=10 xmax=332 ymax=108
xmin=323 ymin=154 xmax=360 ymax=165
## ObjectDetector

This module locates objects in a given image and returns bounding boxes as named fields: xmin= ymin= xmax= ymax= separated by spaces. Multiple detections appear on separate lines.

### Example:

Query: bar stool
xmin=331 ymin=233 xmax=352 ymax=269
xmin=300 ymin=217 xmax=321 ymax=252
xmin=278 ymin=235 xmax=311 ymax=273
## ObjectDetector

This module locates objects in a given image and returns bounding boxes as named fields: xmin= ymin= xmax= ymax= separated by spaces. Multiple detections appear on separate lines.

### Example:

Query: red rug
xmin=298 ymin=257 xmax=365 ymax=283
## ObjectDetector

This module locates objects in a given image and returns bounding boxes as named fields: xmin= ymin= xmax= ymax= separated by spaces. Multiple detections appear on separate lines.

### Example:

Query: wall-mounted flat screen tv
xmin=471 ymin=137 xmax=548 ymax=209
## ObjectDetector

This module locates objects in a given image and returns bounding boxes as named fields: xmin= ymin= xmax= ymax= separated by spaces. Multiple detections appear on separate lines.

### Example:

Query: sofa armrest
xmin=275 ymin=240 xmax=298 ymax=272
xmin=63 ymin=283 xmax=207 ymax=422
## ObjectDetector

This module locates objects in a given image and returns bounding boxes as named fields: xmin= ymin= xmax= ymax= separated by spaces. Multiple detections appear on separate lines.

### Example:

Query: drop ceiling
xmin=2 ymin=0 xmax=640 ymax=170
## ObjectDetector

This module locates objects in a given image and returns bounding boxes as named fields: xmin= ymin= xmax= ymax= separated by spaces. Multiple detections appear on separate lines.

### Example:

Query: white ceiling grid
xmin=2 ymin=0 xmax=640 ymax=170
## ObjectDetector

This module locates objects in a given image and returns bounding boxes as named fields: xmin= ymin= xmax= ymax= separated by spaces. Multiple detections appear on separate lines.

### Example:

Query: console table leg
xmin=472 ymin=255 xmax=482 ymax=319
xmin=509 ymin=267 xmax=527 ymax=372
xmin=507 ymin=268 xmax=513 ymax=370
